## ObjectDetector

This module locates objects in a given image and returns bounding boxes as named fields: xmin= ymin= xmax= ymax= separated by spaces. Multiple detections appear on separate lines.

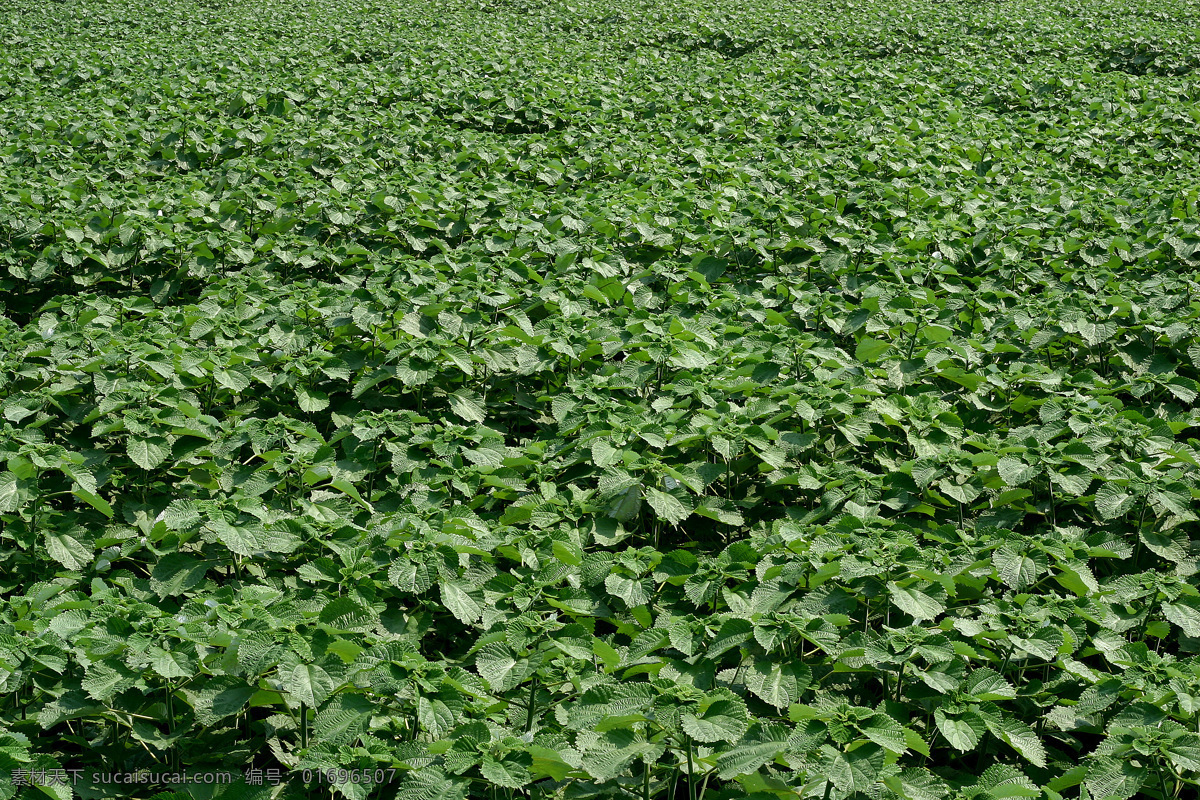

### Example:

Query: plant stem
xmin=300 ymin=701 xmax=308 ymax=749
xmin=524 ymin=677 xmax=538 ymax=732
xmin=686 ymin=736 xmax=697 ymax=800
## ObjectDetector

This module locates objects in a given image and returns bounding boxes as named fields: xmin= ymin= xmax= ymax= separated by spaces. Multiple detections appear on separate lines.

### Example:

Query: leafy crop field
xmin=2 ymin=0 xmax=1200 ymax=797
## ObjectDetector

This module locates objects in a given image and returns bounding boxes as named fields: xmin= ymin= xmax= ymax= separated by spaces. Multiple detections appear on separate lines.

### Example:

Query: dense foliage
xmin=2 ymin=0 xmax=1200 ymax=798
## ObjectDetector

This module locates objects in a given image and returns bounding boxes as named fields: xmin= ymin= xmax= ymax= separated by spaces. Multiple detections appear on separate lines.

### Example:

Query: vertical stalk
xmin=1132 ymin=495 xmax=1148 ymax=566
xmin=686 ymin=736 xmax=697 ymax=800
xmin=300 ymin=702 xmax=308 ymax=749
xmin=411 ymin=683 xmax=420 ymax=742
xmin=524 ymin=677 xmax=538 ymax=733
xmin=166 ymin=680 xmax=177 ymax=769
xmin=1045 ymin=472 xmax=1056 ymax=526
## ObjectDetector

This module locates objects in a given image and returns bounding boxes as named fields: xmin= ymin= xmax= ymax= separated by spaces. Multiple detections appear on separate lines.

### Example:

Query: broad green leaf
xmin=965 ymin=669 xmax=1016 ymax=701
xmin=284 ymin=663 xmax=335 ymax=707
xmin=607 ymin=485 xmax=642 ymax=522
xmin=44 ymin=530 xmax=88 ymax=570
xmin=72 ymin=487 xmax=113 ymax=518
xmin=577 ymin=729 xmax=657 ymax=781
xmin=855 ymin=337 xmax=891 ymax=362
xmin=1140 ymin=528 xmax=1190 ymax=563
xmin=441 ymin=580 xmax=482 ymax=624
xmin=935 ymin=709 xmax=985 ymax=752
xmin=1082 ymin=757 xmax=1145 ymax=800
xmin=882 ymin=768 xmax=950 ymax=800
xmin=992 ymin=718 xmax=1046 ymax=768
xmin=888 ymin=582 xmax=945 ymax=621
xmin=527 ymin=745 xmax=572 ymax=781
xmin=859 ymin=713 xmax=908 ymax=754
xmin=480 ymin=754 xmax=531 ymax=789
xmin=992 ymin=547 xmax=1039 ymax=590
xmin=82 ymin=663 xmax=138 ymax=702
xmin=605 ymin=573 xmax=650 ymax=607
xmin=149 ymin=647 xmax=195 ymax=680
xmin=475 ymin=643 xmax=519 ymax=691
xmin=645 ymin=487 xmax=690 ymax=525
xmin=708 ymin=618 xmax=754 ymax=658
xmin=552 ymin=540 xmax=582 ymax=566
xmin=128 ymin=437 xmax=170 ymax=470
xmin=1163 ymin=601 xmax=1200 ymax=636
xmin=150 ymin=553 xmax=209 ymax=597
xmin=1095 ymin=483 xmax=1135 ymax=520
xmin=681 ymin=695 xmax=750 ymax=743
xmin=716 ymin=723 xmax=791 ymax=779
xmin=745 ymin=661 xmax=810 ymax=709
xmin=593 ymin=638 xmax=622 ymax=672
xmin=314 ymin=693 xmax=372 ymax=744
xmin=181 ymin=677 xmax=254 ymax=726
xmin=0 ymin=472 xmax=28 ymax=513
xmin=448 ymin=391 xmax=486 ymax=423
xmin=205 ymin=520 xmax=259 ymax=557
xmin=295 ymin=385 xmax=329 ymax=412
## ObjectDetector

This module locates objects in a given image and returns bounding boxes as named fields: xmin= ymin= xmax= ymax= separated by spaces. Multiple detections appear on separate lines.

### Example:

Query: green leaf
xmin=1095 ymin=483 xmax=1135 ymax=520
xmin=205 ymin=520 xmax=259 ymax=558
xmin=480 ymin=753 xmax=531 ymax=789
xmin=887 ymin=581 xmax=945 ymax=621
xmin=577 ymin=729 xmax=655 ymax=781
xmin=448 ymin=391 xmax=486 ymax=423
xmin=329 ymin=477 xmax=371 ymax=510
xmin=527 ymin=745 xmax=572 ymax=781
xmin=441 ymin=580 xmax=482 ymax=624
xmin=284 ymin=663 xmax=335 ymax=707
xmin=1163 ymin=601 xmax=1200 ymax=636
xmin=25 ymin=755 xmax=71 ymax=800
xmin=935 ymin=709 xmax=985 ymax=752
xmin=149 ymin=647 xmax=195 ymax=680
xmin=882 ymin=768 xmax=950 ymax=800
xmin=295 ymin=385 xmax=330 ymax=412
xmin=82 ymin=663 xmax=138 ymax=702
xmin=1140 ymin=527 xmax=1190 ymax=563
xmin=1165 ymin=733 xmax=1200 ymax=773
xmin=605 ymin=573 xmax=650 ymax=607
xmin=992 ymin=717 xmax=1046 ymax=768
xmin=215 ymin=368 xmax=251 ymax=393
xmin=1055 ymin=560 xmax=1099 ymax=596
xmin=127 ymin=436 xmax=170 ymax=470
xmin=708 ymin=618 xmax=754 ymax=658
xmin=72 ymin=487 xmax=113 ymax=517
xmin=607 ymin=484 xmax=642 ymax=522
xmin=552 ymin=540 xmax=582 ymax=566
xmin=855 ymin=337 xmax=891 ymax=362
xmin=859 ymin=713 xmax=908 ymax=754
xmin=965 ymin=669 xmax=1016 ymax=701
xmin=645 ymin=487 xmax=690 ymax=525
xmin=0 ymin=472 xmax=29 ymax=513
xmin=744 ymin=662 xmax=810 ymax=709
xmin=182 ymin=677 xmax=254 ymax=726
xmin=715 ymin=723 xmax=791 ymax=779
xmin=475 ymin=643 xmax=519 ymax=691
xmin=992 ymin=547 xmax=1039 ymax=590
xmin=593 ymin=638 xmax=622 ymax=672
xmin=150 ymin=553 xmax=209 ymax=597
xmin=313 ymin=693 xmax=372 ymax=744
xmin=681 ymin=695 xmax=750 ymax=743
xmin=44 ymin=530 xmax=88 ymax=570
xmin=1082 ymin=757 xmax=1145 ymax=800
xmin=997 ymin=457 xmax=1036 ymax=486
